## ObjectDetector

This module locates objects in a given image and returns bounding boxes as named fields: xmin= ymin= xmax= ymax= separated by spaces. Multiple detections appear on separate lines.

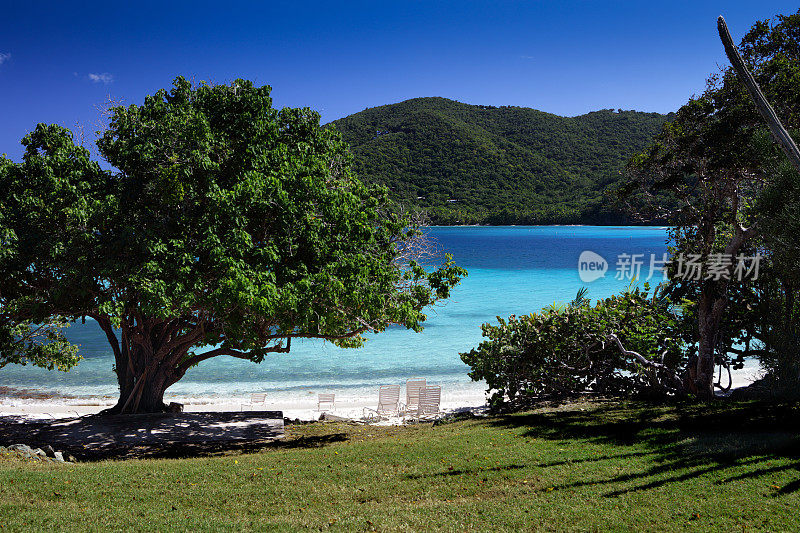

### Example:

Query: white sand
xmin=0 ymin=387 xmax=489 ymax=423
xmin=0 ymin=364 xmax=764 ymax=423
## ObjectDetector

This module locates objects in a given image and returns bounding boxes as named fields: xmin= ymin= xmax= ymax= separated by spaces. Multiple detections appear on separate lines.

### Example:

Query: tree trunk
xmin=96 ymin=316 xmax=198 ymax=414
xmin=693 ymin=288 xmax=723 ymax=399
xmin=685 ymin=220 xmax=755 ymax=399
xmin=111 ymin=361 xmax=172 ymax=414
xmin=94 ymin=313 xmax=279 ymax=413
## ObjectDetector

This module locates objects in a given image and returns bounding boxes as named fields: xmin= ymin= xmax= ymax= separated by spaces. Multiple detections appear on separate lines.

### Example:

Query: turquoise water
xmin=0 ymin=226 xmax=669 ymax=403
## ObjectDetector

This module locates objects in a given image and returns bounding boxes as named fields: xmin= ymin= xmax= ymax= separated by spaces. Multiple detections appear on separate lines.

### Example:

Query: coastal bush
xmin=460 ymin=286 xmax=684 ymax=409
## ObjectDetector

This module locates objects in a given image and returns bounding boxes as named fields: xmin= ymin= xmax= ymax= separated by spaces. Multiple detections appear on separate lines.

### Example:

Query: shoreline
xmin=423 ymin=224 xmax=668 ymax=228
xmin=0 ymin=364 xmax=763 ymax=422
xmin=0 ymin=386 xmax=491 ymax=423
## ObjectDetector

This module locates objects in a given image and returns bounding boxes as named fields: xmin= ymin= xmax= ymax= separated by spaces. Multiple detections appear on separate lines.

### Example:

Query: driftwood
xmin=718 ymin=15 xmax=800 ymax=174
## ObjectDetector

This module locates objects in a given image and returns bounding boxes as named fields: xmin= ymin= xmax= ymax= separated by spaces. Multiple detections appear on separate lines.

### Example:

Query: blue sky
xmin=1 ymin=1 xmax=797 ymax=161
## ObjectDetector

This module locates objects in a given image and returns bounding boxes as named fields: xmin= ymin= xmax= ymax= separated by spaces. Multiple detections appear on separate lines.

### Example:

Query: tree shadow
xmin=488 ymin=400 xmax=800 ymax=497
xmin=405 ymin=464 xmax=526 ymax=479
xmin=0 ymin=411 xmax=305 ymax=462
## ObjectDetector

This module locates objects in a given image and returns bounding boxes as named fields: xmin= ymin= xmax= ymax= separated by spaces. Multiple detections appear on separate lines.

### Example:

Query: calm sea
xmin=0 ymin=226 xmax=669 ymax=404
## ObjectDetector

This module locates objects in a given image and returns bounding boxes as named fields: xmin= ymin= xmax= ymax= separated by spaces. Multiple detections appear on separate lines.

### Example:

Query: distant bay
xmin=0 ymin=226 xmax=670 ymax=404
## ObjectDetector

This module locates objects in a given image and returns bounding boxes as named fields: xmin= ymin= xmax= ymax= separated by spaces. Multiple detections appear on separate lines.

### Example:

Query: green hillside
xmin=329 ymin=97 xmax=672 ymax=224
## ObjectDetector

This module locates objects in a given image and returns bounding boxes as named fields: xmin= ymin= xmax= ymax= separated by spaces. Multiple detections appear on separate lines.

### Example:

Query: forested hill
xmin=329 ymin=97 xmax=672 ymax=225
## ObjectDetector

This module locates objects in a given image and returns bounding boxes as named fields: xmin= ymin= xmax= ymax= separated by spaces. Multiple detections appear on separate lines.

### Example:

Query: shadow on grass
xmin=488 ymin=400 xmax=800 ymax=497
xmin=2 ymin=432 xmax=350 ymax=462
xmin=406 ymin=464 xmax=526 ymax=479
xmin=0 ymin=412 xmax=349 ymax=462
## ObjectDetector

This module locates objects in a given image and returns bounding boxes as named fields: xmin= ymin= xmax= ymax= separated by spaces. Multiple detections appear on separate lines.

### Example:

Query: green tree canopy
xmin=0 ymin=317 xmax=80 ymax=372
xmin=0 ymin=77 xmax=465 ymax=413
xmin=622 ymin=9 xmax=800 ymax=398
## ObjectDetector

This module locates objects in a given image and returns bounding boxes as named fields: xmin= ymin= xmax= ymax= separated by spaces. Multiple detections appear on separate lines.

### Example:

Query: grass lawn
xmin=1 ymin=399 xmax=799 ymax=531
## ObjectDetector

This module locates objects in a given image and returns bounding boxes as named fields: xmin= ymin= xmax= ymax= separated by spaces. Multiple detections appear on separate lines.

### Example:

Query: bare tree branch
xmin=607 ymin=333 xmax=684 ymax=392
xmin=718 ymin=15 xmax=800 ymax=173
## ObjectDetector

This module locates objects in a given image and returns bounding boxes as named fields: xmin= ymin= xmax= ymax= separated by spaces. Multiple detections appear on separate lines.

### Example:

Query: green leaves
xmin=461 ymin=285 xmax=684 ymax=409
xmin=330 ymin=98 xmax=671 ymax=225
xmin=621 ymin=10 xmax=800 ymax=396
xmin=0 ymin=317 xmax=81 ymax=372
xmin=0 ymin=77 xmax=465 ymax=383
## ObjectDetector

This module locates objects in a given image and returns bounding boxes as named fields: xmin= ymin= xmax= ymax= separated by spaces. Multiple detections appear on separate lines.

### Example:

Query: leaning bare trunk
xmin=718 ymin=17 xmax=800 ymax=174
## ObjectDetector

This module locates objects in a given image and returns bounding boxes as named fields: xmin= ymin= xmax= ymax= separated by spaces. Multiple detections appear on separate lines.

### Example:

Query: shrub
xmin=460 ymin=285 xmax=684 ymax=409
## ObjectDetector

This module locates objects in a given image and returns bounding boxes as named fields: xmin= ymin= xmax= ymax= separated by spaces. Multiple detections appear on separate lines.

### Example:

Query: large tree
xmin=622 ymin=10 xmax=800 ymax=398
xmin=0 ymin=77 xmax=465 ymax=413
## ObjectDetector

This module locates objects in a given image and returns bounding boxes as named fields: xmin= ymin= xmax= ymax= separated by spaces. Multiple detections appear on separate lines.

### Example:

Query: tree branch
xmin=607 ymin=333 xmax=684 ymax=391
xmin=718 ymin=16 xmax=800 ymax=174
xmin=91 ymin=314 xmax=128 ymax=382
xmin=174 ymin=338 xmax=291 ymax=375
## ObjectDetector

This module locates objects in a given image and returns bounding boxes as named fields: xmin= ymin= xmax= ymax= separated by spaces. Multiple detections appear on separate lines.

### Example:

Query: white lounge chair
xmin=363 ymin=384 xmax=401 ymax=421
xmin=241 ymin=393 xmax=267 ymax=411
xmin=411 ymin=385 xmax=442 ymax=420
xmin=403 ymin=378 xmax=426 ymax=414
xmin=317 ymin=393 xmax=335 ymax=412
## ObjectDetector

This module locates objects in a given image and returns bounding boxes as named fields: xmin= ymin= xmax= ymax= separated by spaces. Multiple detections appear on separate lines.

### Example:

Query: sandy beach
xmin=0 ymin=384 xmax=490 ymax=422
xmin=0 ymin=364 xmax=763 ymax=422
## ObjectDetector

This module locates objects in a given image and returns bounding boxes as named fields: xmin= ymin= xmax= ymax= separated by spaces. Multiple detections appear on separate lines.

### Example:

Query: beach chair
xmin=402 ymin=378 xmax=426 ymax=414
xmin=241 ymin=393 xmax=267 ymax=411
xmin=317 ymin=393 xmax=335 ymax=412
xmin=411 ymin=385 xmax=442 ymax=420
xmin=363 ymin=385 xmax=401 ymax=421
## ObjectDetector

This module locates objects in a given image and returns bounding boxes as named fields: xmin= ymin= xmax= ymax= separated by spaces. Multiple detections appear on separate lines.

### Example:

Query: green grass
xmin=1 ymin=400 xmax=799 ymax=531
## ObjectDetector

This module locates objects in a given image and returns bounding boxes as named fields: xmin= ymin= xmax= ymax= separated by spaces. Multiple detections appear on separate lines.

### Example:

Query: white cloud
xmin=0 ymin=52 xmax=11 ymax=65
xmin=88 ymin=72 xmax=114 ymax=84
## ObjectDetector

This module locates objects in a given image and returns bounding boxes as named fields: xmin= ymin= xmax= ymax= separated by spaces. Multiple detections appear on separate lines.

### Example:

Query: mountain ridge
xmin=330 ymin=97 xmax=672 ymax=224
